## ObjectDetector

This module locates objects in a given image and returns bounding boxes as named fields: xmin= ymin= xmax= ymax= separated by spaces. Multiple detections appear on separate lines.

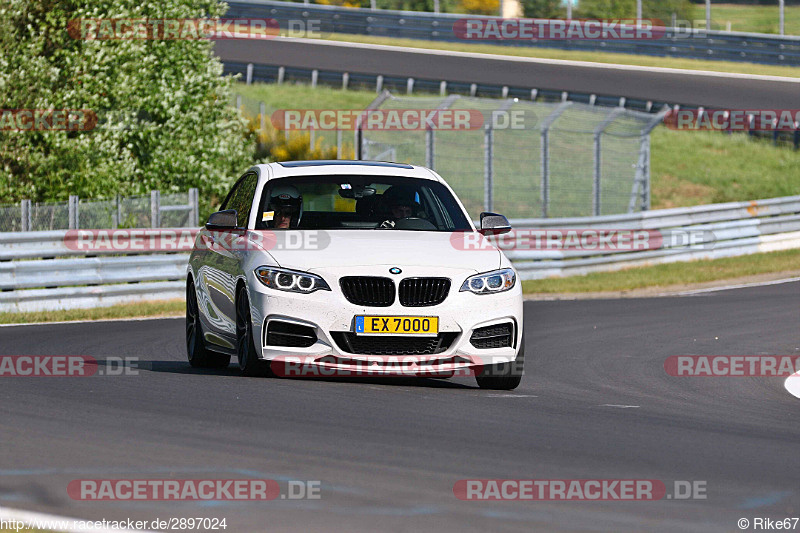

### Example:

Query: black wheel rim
xmin=186 ymin=283 xmax=199 ymax=356
xmin=236 ymin=292 xmax=251 ymax=369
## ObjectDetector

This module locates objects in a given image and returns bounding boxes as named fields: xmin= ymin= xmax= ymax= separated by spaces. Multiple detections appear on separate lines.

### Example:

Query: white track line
xmin=0 ymin=505 xmax=159 ymax=533
xmin=785 ymin=371 xmax=800 ymax=400
xmin=278 ymin=36 xmax=800 ymax=83
xmin=671 ymin=276 xmax=800 ymax=296
xmin=0 ymin=315 xmax=182 ymax=328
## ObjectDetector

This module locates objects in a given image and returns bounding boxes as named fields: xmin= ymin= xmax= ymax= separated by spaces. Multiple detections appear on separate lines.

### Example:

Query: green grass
xmin=308 ymin=32 xmax=800 ymax=78
xmin=692 ymin=3 xmax=800 ymax=35
xmin=0 ymin=299 xmax=184 ymax=325
xmin=650 ymin=128 xmax=800 ymax=209
xmin=522 ymin=248 xmax=800 ymax=294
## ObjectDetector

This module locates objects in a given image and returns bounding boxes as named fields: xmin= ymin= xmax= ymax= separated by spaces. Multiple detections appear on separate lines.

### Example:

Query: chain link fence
xmin=0 ymin=189 xmax=199 ymax=232
xmin=358 ymin=92 xmax=666 ymax=219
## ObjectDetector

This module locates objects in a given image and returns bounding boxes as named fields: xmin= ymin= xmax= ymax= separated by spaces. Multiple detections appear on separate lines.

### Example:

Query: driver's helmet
xmin=381 ymin=186 xmax=422 ymax=219
xmin=266 ymin=184 xmax=303 ymax=227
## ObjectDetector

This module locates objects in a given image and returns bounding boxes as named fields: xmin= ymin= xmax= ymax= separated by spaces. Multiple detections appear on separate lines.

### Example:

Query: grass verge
xmin=521 ymin=249 xmax=800 ymax=294
xmin=306 ymin=33 xmax=800 ymax=78
xmin=0 ymin=299 xmax=184 ymax=325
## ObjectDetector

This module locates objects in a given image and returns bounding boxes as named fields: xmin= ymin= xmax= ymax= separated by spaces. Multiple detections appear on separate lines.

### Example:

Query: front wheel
xmin=236 ymin=286 xmax=269 ymax=377
xmin=186 ymin=278 xmax=230 ymax=369
xmin=475 ymin=338 xmax=524 ymax=391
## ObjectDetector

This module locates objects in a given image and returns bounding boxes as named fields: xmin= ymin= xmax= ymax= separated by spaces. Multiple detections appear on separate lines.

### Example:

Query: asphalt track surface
xmin=213 ymin=38 xmax=800 ymax=109
xmin=0 ymin=281 xmax=798 ymax=532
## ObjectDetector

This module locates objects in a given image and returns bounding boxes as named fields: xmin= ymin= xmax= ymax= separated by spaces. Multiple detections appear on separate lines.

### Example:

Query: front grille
xmin=266 ymin=321 xmax=317 ymax=348
xmin=470 ymin=323 xmax=514 ymax=349
xmin=339 ymin=276 xmax=395 ymax=307
xmin=398 ymin=278 xmax=451 ymax=307
xmin=331 ymin=332 xmax=458 ymax=355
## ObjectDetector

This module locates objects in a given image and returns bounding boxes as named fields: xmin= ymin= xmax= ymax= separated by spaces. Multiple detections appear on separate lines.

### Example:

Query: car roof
xmin=252 ymin=161 xmax=443 ymax=182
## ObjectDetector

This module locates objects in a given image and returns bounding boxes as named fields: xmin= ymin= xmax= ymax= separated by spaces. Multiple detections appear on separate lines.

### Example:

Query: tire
xmin=186 ymin=278 xmax=230 ymax=369
xmin=475 ymin=337 xmax=524 ymax=391
xmin=236 ymin=286 xmax=269 ymax=377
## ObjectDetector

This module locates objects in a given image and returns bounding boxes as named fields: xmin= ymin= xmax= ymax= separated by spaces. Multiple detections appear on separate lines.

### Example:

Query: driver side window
xmin=221 ymin=173 xmax=258 ymax=228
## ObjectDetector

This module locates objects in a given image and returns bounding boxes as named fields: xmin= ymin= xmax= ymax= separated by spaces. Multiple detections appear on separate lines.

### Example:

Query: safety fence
xmin=356 ymin=91 xmax=665 ymax=218
xmin=0 ymin=189 xmax=200 ymax=233
xmin=1 ymin=195 xmax=799 ymax=312
xmin=225 ymin=0 xmax=800 ymax=66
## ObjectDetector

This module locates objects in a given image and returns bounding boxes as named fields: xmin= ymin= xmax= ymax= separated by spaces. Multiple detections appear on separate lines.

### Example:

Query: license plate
xmin=355 ymin=316 xmax=439 ymax=335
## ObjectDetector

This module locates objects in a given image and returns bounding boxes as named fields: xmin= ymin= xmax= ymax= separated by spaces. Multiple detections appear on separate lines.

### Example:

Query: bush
xmin=577 ymin=0 xmax=692 ymax=21
xmin=0 ymin=0 xmax=254 ymax=209
xmin=519 ymin=0 xmax=562 ymax=19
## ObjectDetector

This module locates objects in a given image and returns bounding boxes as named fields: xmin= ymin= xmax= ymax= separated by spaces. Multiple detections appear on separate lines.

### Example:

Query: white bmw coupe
xmin=186 ymin=161 xmax=524 ymax=389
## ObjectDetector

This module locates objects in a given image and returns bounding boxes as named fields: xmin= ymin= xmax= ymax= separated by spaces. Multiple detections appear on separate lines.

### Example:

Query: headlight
xmin=255 ymin=267 xmax=331 ymax=293
xmin=460 ymin=268 xmax=516 ymax=295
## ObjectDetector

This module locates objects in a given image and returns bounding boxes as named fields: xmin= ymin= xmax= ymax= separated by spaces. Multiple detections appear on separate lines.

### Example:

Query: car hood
xmin=262 ymin=230 xmax=501 ymax=273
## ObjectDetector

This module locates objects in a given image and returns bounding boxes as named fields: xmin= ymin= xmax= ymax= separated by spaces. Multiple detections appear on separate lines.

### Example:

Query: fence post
xmin=277 ymin=66 xmax=285 ymax=85
xmin=425 ymin=126 xmax=435 ymax=169
xmin=592 ymin=134 xmax=602 ymax=217
xmin=354 ymin=122 xmax=363 ymax=160
xmin=311 ymin=69 xmax=318 ymax=89
xmin=259 ymin=101 xmax=266 ymax=136
xmin=68 ymin=195 xmax=79 ymax=230
xmin=337 ymin=129 xmax=343 ymax=159
xmin=112 ymin=195 xmax=119 ymax=228
xmin=484 ymin=125 xmax=493 ymax=213
xmin=20 ymin=199 xmax=31 ymax=231
xmin=592 ymin=107 xmax=624 ymax=217
xmin=538 ymin=102 xmax=572 ymax=217
xmin=246 ymin=63 xmax=253 ymax=85
xmin=189 ymin=188 xmax=200 ymax=227
xmin=150 ymin=190 xmax=161 ymax=228
xmin=116 ymin=195 xmax=123 ymax=229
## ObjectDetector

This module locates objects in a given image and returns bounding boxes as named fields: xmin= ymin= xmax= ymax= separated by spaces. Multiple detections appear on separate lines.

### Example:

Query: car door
xmin=200 ymin=172 xmax=258 ymax=346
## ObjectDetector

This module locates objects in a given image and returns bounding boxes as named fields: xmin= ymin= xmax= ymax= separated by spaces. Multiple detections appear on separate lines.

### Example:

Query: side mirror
xmin=479 ymin=212 xmax=512 ymax=235
xmin=205 ymin=209 xmax=238 ymax=230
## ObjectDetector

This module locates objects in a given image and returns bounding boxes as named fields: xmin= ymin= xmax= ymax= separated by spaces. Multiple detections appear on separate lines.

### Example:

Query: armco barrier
xmin=225 ymin=0 xmax=800 ymax=66
xmin=1 ymin=195 xmax=799 ymax=312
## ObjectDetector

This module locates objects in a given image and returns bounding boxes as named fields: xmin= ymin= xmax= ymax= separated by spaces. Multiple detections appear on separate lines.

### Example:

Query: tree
xmin=0 ymin=0 xmax=253 ymax=210
xmin=519 ymin=0 xmax=562 ymax=19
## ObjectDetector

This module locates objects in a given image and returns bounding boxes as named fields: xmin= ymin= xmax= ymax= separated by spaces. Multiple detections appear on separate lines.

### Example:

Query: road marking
xmin=600 ymin=404 xmax=640 ymax=408
xmin=486 ymin=394 xmax=537 ymax=398
xmin=784 ymin=371 xmax=800 ymax=400
xmin=0 ymin=505 xmax=159 ymax=532
xmin=673 ymin=277 xmax=800 ymax=297
xmin=0 ymin=315 xmax=183 ymax=328
xmin=277 ymin=37 xmax=800 ymax=83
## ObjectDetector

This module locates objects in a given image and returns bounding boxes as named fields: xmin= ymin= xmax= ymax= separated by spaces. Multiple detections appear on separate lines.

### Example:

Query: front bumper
xmin=247 ymin=265 xmax=523 ymax=374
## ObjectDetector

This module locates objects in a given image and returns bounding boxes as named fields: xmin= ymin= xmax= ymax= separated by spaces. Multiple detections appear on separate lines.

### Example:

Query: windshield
xmin=257 ymin=175 xmax=472 ymax=231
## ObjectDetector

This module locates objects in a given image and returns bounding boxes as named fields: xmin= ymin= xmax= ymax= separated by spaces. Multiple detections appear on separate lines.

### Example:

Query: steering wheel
xmin=386 ymin=217 xmax=438 ymax=230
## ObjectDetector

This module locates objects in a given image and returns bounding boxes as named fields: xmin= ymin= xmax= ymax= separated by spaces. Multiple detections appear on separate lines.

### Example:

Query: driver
xmin=380 ymin=186 xmax=423 ymax=227
xmin=264 ymin=185 xmax=302 ymax=229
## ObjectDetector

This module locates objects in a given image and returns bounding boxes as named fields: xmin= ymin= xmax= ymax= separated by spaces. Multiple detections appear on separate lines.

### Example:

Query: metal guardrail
xmin=1 ymin=195 xmax=799 ymax=312
xmin=508 ymin=195 xmax=800 ymax=279
xmin=226 ymin=0 xmax=800 ymax=66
